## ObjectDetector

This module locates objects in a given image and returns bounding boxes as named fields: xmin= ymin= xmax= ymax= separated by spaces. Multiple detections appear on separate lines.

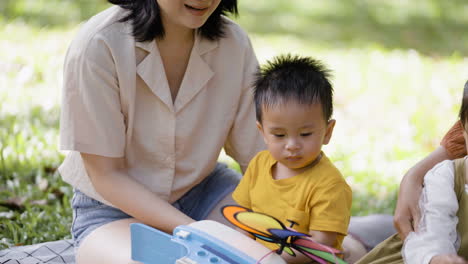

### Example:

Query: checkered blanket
xmin=0 ymin=240 xmax=75 ymax=264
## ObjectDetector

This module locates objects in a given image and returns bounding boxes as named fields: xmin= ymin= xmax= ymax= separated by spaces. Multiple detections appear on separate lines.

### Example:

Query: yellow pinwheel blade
xmin=236 ymin=211 xmax=284 ymax=235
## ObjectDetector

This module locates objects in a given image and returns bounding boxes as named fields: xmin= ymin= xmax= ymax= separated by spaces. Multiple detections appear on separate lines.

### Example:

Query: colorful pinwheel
xmin=222 ymin=205 xmax=348 ymax=264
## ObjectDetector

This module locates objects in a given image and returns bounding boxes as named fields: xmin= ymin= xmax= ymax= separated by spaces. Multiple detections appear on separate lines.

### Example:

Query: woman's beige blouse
xmin=58 ymin=6 xmax=265 ymax=206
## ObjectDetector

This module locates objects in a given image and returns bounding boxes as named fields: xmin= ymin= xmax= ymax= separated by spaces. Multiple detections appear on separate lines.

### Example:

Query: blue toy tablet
xmin=130 ymin=220 xmax=286 ymax=264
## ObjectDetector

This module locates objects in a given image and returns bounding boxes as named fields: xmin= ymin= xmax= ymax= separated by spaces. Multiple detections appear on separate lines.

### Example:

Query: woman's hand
xmin=430 ymin=254 xmax=468 ymax=264
xmin=394 ymin=175 xmax=423 ymax=239
xmin=394 ymin=146 xmax=450 ymax=239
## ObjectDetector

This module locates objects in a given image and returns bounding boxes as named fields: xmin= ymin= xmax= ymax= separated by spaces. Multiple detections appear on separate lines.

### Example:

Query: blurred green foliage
xmin=1 ymin=0 xmax=468 ymax=248
xmin=237 ymin=0 xmax=468 ymax=56
xmin=1 ymin=0 xmax=467 ymax=56
xmin=0 ymin=0 xmax=110 ymax=27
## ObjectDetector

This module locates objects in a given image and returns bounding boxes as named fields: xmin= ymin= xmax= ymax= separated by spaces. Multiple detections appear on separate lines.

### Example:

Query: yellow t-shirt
xmin=232 ymin=150 xmax=352 ymax=250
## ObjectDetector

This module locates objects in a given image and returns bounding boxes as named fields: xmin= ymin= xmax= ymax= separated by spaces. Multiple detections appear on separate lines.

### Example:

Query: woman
xmin=58 ymin=0 xmax=264 ymax=263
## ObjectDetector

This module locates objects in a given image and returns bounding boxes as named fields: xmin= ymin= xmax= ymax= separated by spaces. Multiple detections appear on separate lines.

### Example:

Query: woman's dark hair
xmin=459 ymin=80 xmax=468 ymax=128
xmin=108 ymin=0 xmax=238 ymax=42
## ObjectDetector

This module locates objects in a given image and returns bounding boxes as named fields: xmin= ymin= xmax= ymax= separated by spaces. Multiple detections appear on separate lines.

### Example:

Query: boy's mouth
xmin=286 ymin=156 xmax=301 ymax=161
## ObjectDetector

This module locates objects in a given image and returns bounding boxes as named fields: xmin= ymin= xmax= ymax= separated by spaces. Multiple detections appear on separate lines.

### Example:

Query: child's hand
xmin=430 ymin=254 xmax=468 ymax=264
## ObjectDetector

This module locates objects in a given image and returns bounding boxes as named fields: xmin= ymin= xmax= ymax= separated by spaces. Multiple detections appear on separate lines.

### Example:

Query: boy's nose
xmin=286 ymin=139 xmax=300 ymax=151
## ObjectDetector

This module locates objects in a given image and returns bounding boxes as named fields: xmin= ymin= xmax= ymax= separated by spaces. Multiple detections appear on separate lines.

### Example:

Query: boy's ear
xmin=256 ymin=121 xmax=263 ymax=133
xmin=323 ymin=119 xmax=336 ymax=145
xmin=256 ymin=121 xmax=268 ymax=144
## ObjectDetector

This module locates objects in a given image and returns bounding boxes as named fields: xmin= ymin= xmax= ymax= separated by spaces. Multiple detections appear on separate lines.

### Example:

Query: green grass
xmin=0 ymin=107 xmax=71 ymax=248
xmin=1 ymin=0 xmax=468 ymax=249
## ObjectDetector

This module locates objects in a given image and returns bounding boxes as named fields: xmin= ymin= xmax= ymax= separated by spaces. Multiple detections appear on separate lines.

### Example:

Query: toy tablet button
xmin=175 ymin=230 xmax=191 ymax=239
xmin=209 ymin=257 xmax=219 ymax=263
xmin=196 ymin=251 xmax=207 ymax=257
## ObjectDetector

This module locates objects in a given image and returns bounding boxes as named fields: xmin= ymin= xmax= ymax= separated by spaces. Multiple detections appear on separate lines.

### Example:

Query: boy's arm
xmin=280 ymin=230 xmax=338 ymax=264
xmin=307 ymin=179 xmax=352 ymax=245
xmin=280 ymin=179 xmax=351 ymax=263
xmin=232 ymin=153 xmax=258 ymax=208
xmin=308 ymin=230 xmax=338 ymax=247
xmin=231 ymin=157 xmax=255 ymax=238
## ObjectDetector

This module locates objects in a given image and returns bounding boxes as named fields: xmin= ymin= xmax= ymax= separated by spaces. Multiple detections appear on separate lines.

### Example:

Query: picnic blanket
xmin=0 ymin=214 xmax=395 ymax=264
xmin=0 ymin=239 xmax=75 ymax=264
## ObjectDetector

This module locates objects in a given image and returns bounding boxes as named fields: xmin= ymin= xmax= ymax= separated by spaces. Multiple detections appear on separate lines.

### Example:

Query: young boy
xmin=232 ymin=54 xmax=352 ymax=263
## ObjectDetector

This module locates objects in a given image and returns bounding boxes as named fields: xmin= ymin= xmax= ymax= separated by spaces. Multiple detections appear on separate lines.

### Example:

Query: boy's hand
xmin=430 ymin=254 xmax=468 ymax=264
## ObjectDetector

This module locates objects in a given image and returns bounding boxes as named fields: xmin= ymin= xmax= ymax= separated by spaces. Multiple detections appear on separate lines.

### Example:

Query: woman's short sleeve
xmin=223 ymin=35 xmax=265 ymax=172
xmin=440 ymin=121 xmax=466 ymax=160
xmin=59 ymin=34 xmax=126 ymax=157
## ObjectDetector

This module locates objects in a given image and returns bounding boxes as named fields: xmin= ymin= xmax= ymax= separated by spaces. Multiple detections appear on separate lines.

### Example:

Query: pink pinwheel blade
xmin=296 ymin=246 xmax=348 ymax=264
xmin=294 ymin=238 xmax=342 ymax=254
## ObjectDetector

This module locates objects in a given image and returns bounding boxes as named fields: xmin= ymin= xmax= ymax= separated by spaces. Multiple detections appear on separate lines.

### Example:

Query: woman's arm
xmin=81 ymin=153 xmax=194 ymax=233
xmin=395 ymin=121 xmax=466 ymax=239
xmin=394 ymin=146 xmax=451 ymax=239
xmin=402 ymin=160 xmax=460 ymax=264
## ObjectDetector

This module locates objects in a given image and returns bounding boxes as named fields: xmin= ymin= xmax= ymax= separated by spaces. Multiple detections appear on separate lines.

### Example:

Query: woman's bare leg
xmin=76 ymin=218 xmax=142 ymax=264
xmin=205 ymin=191 xmax=237 ymax=229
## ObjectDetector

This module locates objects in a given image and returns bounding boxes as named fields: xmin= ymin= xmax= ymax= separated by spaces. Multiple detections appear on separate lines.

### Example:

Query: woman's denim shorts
xmin=70 ymin=163 xmax=240 ymax=248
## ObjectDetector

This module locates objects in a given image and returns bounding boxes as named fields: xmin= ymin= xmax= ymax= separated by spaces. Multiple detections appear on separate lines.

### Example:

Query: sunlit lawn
xmin=1 ymin=0 xmax=468 ymax=249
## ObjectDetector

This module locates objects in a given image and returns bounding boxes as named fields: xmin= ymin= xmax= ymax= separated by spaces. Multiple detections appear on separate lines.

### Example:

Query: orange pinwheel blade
xmin=222 ymin=205 xmax=269 ymax=236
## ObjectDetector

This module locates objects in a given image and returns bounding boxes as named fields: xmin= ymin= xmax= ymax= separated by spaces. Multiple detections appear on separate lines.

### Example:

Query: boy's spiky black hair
xmin=459 ymin=80 xmax=468 ymax=128
xmin=108 ymin=0 xmax=238 ymax=42
xmin=254 ymin=54 xmax=334 ymax=123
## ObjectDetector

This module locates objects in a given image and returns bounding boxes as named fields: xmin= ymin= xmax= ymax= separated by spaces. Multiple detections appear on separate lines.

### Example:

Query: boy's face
xmin=257 ymin=101 xmax=335 ymax=170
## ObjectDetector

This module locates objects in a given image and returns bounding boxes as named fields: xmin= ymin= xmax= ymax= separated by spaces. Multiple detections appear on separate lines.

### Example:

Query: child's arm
xmin=280 ymin=230 xmax=337 ymax=264
xmin=307 ymin=230 xmax=338 ymax=247
xmin=403 ymin=160 xmax=461 ymax=263
xmin=281 ymin=173 xmax=351 ymax=263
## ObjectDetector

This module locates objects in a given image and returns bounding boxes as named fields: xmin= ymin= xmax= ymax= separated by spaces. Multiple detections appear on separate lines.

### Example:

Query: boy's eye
xmin=300 ymin=133 xmax=312 ymax=137
xmin=273 ymin=134 xmax=285 ymax=138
